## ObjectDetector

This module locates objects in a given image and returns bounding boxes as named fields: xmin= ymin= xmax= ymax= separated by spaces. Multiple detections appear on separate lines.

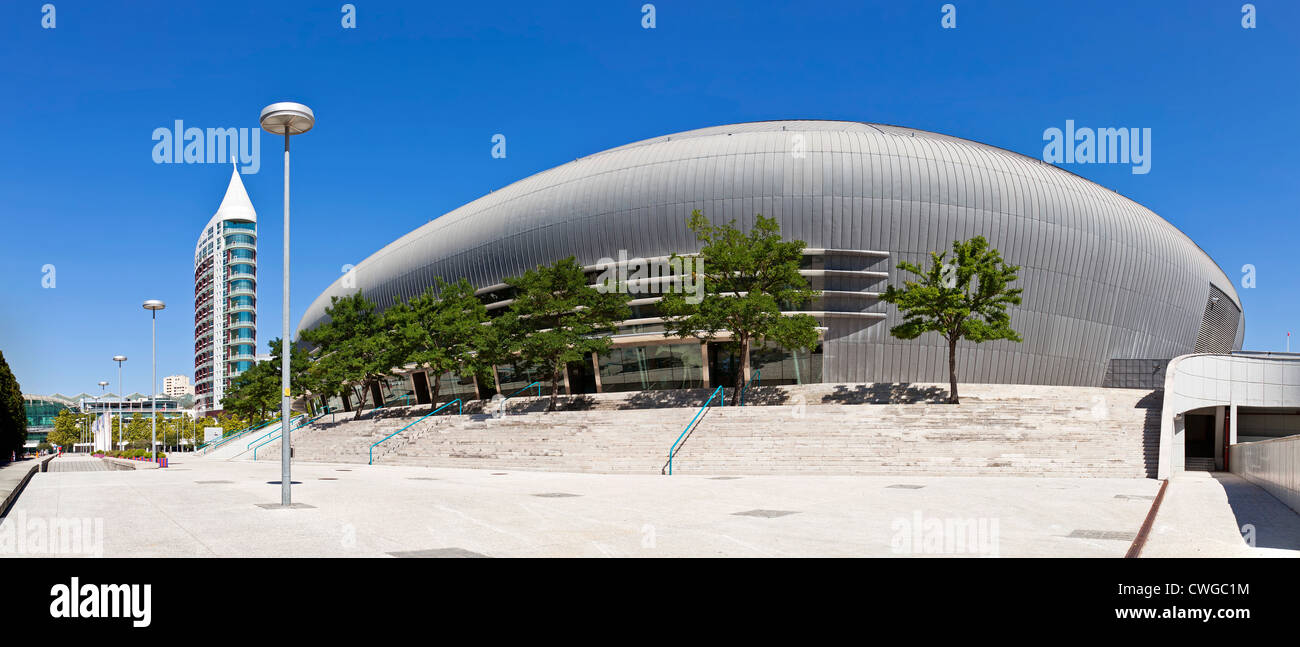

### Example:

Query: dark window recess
xmin=1102 ymin=359 xmax=1169 ymax=389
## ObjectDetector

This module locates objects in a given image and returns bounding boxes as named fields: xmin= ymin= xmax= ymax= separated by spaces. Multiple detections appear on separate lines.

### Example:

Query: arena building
xmin=296 ymin=120 xmax=1243 ymax=407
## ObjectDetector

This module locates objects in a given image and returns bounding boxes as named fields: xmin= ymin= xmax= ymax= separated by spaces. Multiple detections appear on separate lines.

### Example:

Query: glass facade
xmin=749 ymin=342 xmax=824 ymax=386
xmin=495 ymin=364 xmax=554 ymax=396
xmin=426 ymin=371 xmax=478 ymax=401
xmin=598 ymin=343 xmax=705 ymax=392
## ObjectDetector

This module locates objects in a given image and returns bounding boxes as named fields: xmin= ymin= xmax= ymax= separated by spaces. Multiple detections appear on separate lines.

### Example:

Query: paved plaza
xmin=2 ymin=454 xmax=1289 ymax=556
xmin=1 ymin=454 xmax=1295 ymax=558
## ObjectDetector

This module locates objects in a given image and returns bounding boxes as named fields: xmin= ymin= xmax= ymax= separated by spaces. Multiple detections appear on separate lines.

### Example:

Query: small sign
xmin=203 ymin=426 xmax=223 ymax=443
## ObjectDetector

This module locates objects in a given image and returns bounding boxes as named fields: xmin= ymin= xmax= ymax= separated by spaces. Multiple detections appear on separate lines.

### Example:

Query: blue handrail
xmin=503 ymin=380 xmax=542 ymax=399
xmin=368 ymin=399 xmax=463 ymax=465
xmin=665 ymin=385 xmax=724 ymax=475
xmin=739 ymin=369 xmax=761 ymax=406
xmin=250 ymin=414 xmax=314 ymax=461
xmin=198 ymin=418 xmax=273 ymax=452
xmin=384 ymin=394 xmax=413 ymax=407
xmin=498 ymin=380 xmax=542 ymax=415
xmin=246 ymin=415 xmax=305 ymax=450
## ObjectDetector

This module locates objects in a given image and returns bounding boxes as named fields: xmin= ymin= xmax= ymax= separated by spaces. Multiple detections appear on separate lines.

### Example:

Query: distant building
xmin=21 ymin=393 xmax=75 ymax=448
xmin=194 ymin=161 xmax=259 ymax=416
xmin=163 ymin=374 xmax=194 ymax=398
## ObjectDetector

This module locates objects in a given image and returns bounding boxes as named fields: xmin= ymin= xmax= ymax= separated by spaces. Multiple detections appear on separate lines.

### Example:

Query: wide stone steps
xmin=269 ymin=383 xmax=1161 ymax=477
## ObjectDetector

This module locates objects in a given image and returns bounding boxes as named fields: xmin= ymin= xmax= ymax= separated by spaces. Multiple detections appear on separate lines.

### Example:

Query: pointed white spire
xmin=213 ymin=162 xmax=257 ymax=223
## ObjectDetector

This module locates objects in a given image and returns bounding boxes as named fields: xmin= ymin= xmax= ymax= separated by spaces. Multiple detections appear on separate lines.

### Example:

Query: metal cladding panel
xmin=298 ymin=121 xmax=1243 ymax=387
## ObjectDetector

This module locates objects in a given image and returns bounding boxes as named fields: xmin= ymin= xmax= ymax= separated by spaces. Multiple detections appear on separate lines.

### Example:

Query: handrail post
xmin=368 ymin=398 xmax=463 ymax=465
xmin=740 ymin=369 xmax=761 ymax=406
xmin=499 ymin=380 xmax=542 ymax=417
xmin=667 ymin=385 xmax=723 ymax=475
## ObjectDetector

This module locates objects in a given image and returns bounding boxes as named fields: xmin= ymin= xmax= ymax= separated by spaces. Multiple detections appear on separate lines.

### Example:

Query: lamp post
xmin=143 ymin=300 xmax=165 ymax=461
xmin=113 ymin=355 xmax=127 ymax=450
xmin=96 ymin=381 xmax=108 ymax=452
xmin=260 ymin=101 xmax=314 ymax=507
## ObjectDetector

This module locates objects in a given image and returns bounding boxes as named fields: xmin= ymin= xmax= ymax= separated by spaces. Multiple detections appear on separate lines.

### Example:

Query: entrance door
xmin=566 ymin=360 xmax=597 ymax=394
xmin=1183 ymin=413 xmax=1216 ymax=471
xmin=707 ymin=343 xmax=740 ymax=390
xmin=412 ymin=372 xmax=432 ymax=405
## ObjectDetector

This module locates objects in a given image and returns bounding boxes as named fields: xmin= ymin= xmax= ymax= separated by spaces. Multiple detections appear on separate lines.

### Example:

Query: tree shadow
xmin=619 ymin=388 xmax=716 ymax=410
xmin=819 ymin=383 xmax=947 ymax=404
xmin=738 ymin=386 xmax=790 ymax=406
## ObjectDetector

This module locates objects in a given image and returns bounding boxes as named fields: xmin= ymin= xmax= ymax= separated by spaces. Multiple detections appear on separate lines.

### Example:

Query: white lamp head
xmin=260 ymin=102 xmax=315 ymax=136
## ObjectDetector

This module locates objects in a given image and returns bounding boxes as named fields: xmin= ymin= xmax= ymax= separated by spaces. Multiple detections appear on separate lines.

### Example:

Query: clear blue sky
xmin=1 ymin=0 xmax=1297 ymax=396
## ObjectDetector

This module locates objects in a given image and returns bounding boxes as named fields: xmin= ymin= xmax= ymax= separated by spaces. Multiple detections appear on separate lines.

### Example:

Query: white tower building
xmin=194 ymin=160 xmax=258 ymax=415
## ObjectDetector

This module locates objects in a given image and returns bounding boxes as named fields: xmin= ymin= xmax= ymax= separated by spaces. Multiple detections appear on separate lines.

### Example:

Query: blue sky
xmin=1 ymin=0 xmax=1297 ymax=396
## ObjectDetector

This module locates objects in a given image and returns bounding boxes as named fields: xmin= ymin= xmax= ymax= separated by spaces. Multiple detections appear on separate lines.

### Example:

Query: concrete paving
xmin=1141 ymin=471 xmax=1300 ymax=558
xmin=0 ymin=454 xmax=1181 ymax=557
xmin=45 ymin=455 xmax=114 ymax=472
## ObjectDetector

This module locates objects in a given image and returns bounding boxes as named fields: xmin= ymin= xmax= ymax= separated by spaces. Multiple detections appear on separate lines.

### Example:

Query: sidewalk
xmin=1141 ymin=471 xmax=1300 ymax=557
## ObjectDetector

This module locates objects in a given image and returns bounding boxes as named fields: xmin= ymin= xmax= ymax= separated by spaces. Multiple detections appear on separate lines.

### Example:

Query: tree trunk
xmin=431 ymin=373 xmax=442 ymax=409
xmin=731 ymin=336 xmax=749 ymax=406
xmin=547 ymin=365 xmax=562 ymax=413
xmin=947 ymin=335 xmax=960 ymax=404
xmin=352 ymin=383 xmax=369 ymax=419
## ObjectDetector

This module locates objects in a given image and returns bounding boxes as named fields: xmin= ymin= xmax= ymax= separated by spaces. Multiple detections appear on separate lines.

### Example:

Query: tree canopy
xmin=300 ymin=292 xmax=399 ymax=418
xmin=880 ymin=235 xmax=1022 ymax=404
xmin=500 ymin=257 xmax=631 ymax=412
xmin=385 ymin=277 xmax=491 ymax=404
xmin=659 ymin=211 xmax=821 ymax=405
xmin=0 ymin=351 xmax=26 ymax=461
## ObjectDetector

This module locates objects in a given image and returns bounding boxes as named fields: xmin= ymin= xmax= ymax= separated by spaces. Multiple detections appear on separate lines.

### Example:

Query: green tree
xmin=125 ymin=413 xmax=150 ymax=449
xmin=301 ymin=291 xmax=399 ymax=419
xmin=222 ymin=360 xmax=278 ymax=421
xmin=880 ymin=235 xmax=1023 ymax=404
xmin=267 ymin=337 xmax=314 ymax=401
xmin=47 ymin=409 xmax=82 ymax=449
xmin=659 ymin=211 xmax=821 ymax=405
xmin=0 ymin=350 xmax=25 ymax=461
xmin=387 ymin=278 xmax=491 ymax=405
xmin=500 ymin=257 xmax=631 ymax=412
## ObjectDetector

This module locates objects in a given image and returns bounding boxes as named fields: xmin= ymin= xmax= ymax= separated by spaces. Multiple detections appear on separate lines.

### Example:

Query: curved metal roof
xmin=297 ymin=120 xmax=1242 ymax=387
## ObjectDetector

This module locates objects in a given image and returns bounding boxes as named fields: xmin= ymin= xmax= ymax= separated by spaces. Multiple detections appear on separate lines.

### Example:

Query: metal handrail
xmin=739 ymin=369 xmax=761 ymax=406
xmin=503 ymin=380 xmax=542 ymax=399
xmin=498 ymin=380 xmax=542 ymax=416
xmin=197 ymin=418 xmax=272 ymax=452
xmin=368 ymin=399 xmax=463 ymax=465
xmin=665 ymin=385 xmax=724 ymax=475
xmin=246 ymin=414 xmax=305 ymax=450
xmin=250 ymin=414 xmax=314 ymax=461
xmin=384 ymin=394 xmax=413 ymax=407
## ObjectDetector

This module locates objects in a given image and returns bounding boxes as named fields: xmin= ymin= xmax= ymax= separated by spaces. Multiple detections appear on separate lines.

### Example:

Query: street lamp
xmin=96 ymin=381 xmax=108 ymax=452
xmin=143 ymin=300 xmax=165 ymax=462
xmin=113 ymin=355 xmax=127 ymax=450
xmin=260 ymin=101 xmax=314 ymax=507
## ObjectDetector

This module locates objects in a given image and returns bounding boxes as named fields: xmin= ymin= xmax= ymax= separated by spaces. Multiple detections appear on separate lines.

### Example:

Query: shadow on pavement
xmin=1211 ymin=472 xmax=1300 ymax=551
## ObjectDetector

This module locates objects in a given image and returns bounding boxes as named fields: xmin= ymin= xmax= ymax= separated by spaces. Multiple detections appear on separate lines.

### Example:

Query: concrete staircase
xmin=201 ymin=417 xmax=303 ymax=461
xmin=266 ymin=383 xmax=1163 ymax=478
